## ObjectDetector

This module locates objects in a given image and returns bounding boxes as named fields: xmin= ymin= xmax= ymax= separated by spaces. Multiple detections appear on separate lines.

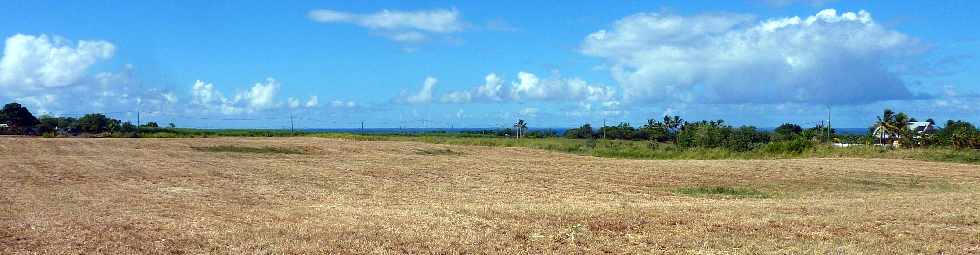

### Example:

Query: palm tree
xmin=645 ymin=118 xmax=659 ymax=129
xmin=894 ymin=112 xmax=912 ymax=147
xmin=874 ymin=109 xmax=914 ymax=147
xmin=514 ymin=119 xmax=528 ymax=139
xmin=874 ymin=109 xmax=897 ymax=145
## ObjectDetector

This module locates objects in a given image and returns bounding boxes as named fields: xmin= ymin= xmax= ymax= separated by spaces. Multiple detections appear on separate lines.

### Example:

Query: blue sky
xmin=1 ymin=0 xmax=978 ymax=129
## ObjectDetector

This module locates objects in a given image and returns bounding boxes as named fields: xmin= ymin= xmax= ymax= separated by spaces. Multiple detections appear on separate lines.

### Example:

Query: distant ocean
xmin=303 ymin=127 xmax=870 ymax=135
xmin=834 ymin=128 xmax=870 ymax=135
xmin=758 ymin=127 xmax=868 ymax=135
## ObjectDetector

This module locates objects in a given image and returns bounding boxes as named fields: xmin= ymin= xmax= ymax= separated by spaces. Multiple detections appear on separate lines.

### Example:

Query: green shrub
xmin=675 ymin=186 xmax=769 ymax=198
xmin=192 ymin=145 xmax=306 ymax=154
xmin=414 ymin=148 xmax=462 ymax=156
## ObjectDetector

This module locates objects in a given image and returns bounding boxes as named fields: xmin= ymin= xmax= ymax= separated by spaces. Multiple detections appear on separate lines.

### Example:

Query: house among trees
xmin=908 ymin=122 xmax=937 ymax=136
xmin=873 ymin=121 xmax=936 ymax=146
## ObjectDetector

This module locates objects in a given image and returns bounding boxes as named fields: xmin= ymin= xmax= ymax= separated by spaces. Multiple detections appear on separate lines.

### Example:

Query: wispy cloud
xmin=308 ymin=8 xmax=464 ymax=43
xmin=756 ymin=0 xmax=838 ymax=7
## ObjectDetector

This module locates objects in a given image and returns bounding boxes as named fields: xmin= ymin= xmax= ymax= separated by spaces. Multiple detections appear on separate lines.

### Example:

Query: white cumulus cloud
xmin=0 ymin=34 xmax=114 ymax=92
xmin=441 ymin=73 xmax=504 ymax=103
xmin=305 ymin=96 xmax=319 ymax=107
xmin=237 ymin=78 xmax=279 ymax=110
xmin=0 ymin=36 xmax=174 ymax=116
xmin=582 ymin=9 xmax=924 ymax=105
xmin=508 ymin=72 xmax=617 ymax=102
xmin=288 ymin=95 xmax=319 ymax=109
xmin=190 ymin=80 xmax=239 ymax=115
xmin=441 ymin=72 xmax=615 ymax=104
xmin=398 ymin=76 xmax=437 ymax=104
xmin=190 ymin=78 xmax=287 ymax=114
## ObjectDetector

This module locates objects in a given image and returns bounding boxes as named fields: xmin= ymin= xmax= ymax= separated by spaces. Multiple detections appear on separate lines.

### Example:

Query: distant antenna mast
xmin=827 ymin=105 xmax=832 ymax=144
xmin=602 ymin=118 xmax=607 ymax=139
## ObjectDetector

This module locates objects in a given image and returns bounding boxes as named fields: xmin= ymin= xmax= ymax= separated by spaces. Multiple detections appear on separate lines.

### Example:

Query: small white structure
xmin=833 ymin=143 xmax=862 ymax=148
xmin=0 ymin=123 xmax=7 ymax=128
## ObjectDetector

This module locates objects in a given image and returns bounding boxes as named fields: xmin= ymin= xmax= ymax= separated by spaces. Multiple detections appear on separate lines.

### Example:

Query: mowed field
xmin=2 ymin=137 xmax=980 ymax=254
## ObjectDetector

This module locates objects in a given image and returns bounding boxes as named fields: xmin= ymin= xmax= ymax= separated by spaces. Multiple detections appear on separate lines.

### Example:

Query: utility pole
xmin=135 ymin=78 xmax=142 ymax=137
xmin=360 ymin=121 xmax=364 ymax=134
xmin=289 ymin=113 xmax=294 ymax=133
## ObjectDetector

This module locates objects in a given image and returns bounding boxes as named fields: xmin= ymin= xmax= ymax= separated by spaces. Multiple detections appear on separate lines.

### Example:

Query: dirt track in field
xmin=2 ymin=137 xmax=979 ymax=254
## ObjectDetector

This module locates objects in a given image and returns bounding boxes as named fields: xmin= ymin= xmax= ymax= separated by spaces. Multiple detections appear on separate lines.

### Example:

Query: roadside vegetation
xmin=3 ymin=101 xmax=979 ymax=164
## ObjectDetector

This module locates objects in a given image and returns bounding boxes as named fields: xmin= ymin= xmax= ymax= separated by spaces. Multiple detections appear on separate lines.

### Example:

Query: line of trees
xmin=560 ymin=110 xmax=980 ymax=151
xmin=562 ymin=116 xmax=833 ymax=152
xmin=3 ymin=101 xmax=978 ymax=149
xmin=0 ymin=102 xmax=173 ymax=137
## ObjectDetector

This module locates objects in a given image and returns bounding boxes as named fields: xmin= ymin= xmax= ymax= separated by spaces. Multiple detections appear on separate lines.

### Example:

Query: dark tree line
xmin=0 ymin=103 xmax=39 ymax=134
xmin=562 ymin=111 xmax=980 ymax=151
xmin=3 ymin=101 xmax=979 ymax=149
xmin=1 ymin=102 xmax=172 ymax=136
xmin=562 ymin=116 xmax=834 ymax=152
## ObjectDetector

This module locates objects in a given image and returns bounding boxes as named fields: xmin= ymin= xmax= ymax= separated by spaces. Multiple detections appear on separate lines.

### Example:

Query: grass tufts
xmin=192 ymin=145 xmax=306 ymax=154
xmin=414 ymin=148 xmax=462 ymax=156
xmin=675 ymin=186 xmax=770 ymax=198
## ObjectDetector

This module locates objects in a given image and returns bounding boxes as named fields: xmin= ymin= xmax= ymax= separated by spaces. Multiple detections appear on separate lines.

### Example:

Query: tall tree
xmin=77 ymin=113 xmax=113 ymax=133
xmin=0 ymin=103 xmax=40 ymax=129
xmin=513 ymin=119 xmax=528 ymax=139
xmin=773 ymin=123 xmax=803 ymax=142
xmin=874 ymin=109 xmax=897 ymax=145
xmin=894 ymin=112 xmax=913 ymax=147
xmin=662 ymin=115 xmax=683 ymax=143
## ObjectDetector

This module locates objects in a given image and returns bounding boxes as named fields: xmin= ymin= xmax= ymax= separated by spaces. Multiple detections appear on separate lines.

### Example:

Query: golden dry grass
xmin=1 ymin=137 xmax=979 ymax=254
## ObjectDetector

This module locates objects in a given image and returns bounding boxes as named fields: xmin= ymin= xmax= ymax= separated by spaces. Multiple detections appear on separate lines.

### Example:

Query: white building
xmin=872 ymin=121 xmax=936 ymax=145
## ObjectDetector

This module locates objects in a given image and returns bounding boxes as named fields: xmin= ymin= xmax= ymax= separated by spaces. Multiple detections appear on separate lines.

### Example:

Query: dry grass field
xmin=2 ymin=137 xmax=980 ymax=254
